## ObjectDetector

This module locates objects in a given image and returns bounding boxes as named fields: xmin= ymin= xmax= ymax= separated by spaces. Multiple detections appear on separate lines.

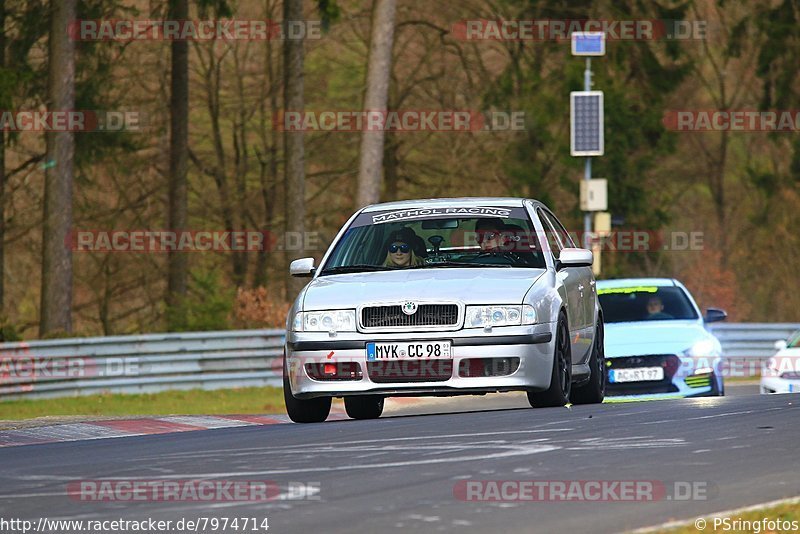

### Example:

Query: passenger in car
xmin=382 ymin=229 xmax=425 ymax=268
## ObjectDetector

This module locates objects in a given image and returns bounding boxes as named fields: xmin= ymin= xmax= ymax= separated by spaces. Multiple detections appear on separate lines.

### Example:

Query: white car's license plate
xmin=609 ymin=367 xmax=664 ymax=383
xmin=366 ymin=341 xmax=451 ymax=361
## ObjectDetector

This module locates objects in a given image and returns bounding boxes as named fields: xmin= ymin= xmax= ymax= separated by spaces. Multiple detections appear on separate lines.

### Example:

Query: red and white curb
xmin=0 ymin=413 xmax=348 ymax=448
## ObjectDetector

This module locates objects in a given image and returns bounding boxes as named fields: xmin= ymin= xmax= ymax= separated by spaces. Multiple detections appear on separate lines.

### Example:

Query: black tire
xmin=283 ymin=360 xmax=331 ymax=423
xmin=528 ymin=314 xmax=572 ymax=408
xmin=708 ymin=373 xmax=724 ymax=396
xmin=344 ymin=395 xmax=384 ymax=420
xmin=570 ymin=318 xmax=606 ymax=405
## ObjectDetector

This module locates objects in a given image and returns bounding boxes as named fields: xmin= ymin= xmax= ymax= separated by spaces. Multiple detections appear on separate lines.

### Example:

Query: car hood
xmin=604 ymin=320 xmax=714 ymax=358
xmin=302 ymin=268 xmax=545 ymax=310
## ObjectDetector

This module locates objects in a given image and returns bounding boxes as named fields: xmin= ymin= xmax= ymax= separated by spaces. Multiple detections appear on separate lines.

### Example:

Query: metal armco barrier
xmin=708 ymin=323 xmax=800 ymax=368
xmin=0 ymin=324 xmax=797 ymax=400
xmin=0 ymin=330 xmax=285 ymax=400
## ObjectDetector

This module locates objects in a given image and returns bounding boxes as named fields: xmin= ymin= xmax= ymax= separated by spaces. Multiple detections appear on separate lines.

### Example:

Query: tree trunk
xmin=384 ymin=134 xmax=399 ymax=200
xmin=40 ymin=0 xmax=75 ymax=336
xmin=255 ymin=6 xmax=280 ymax=289
xmin=0 ymin=0 xmax=5 ymax=314
xmin=355 ymin=0 xmax=396 ymax=208
xmin=166 ymin=0 xmax=189 ymax=326
xmin=283 ymin=0 xmax=306 ymax=300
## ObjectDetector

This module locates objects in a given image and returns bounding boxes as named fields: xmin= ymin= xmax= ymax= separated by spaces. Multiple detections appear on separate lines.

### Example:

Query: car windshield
xmin=788 ymin=332 xmax=800 ymax=348
xmin=320 ymin=206 xmax=547 ymax=274
xmin=598 ymin=285 xmax=699 ymax=323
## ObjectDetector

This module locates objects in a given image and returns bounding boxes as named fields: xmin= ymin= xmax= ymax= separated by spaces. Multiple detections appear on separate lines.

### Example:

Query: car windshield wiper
xmin=319 ymin=265 xmax=392 ymax=275
xmin=407 ymin=261 xmax=511 ymax=269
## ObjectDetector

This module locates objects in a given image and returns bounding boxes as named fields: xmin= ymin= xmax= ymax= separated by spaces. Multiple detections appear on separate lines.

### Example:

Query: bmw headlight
xmin=292 ymin=310 xmax=356 ymax=332
xmin=465 ymin=305 xmax=536 ymax=328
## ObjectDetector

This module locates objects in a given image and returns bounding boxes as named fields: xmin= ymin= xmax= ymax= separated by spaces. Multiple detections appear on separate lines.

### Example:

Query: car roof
xmin=596 ymin=278 xmax=678 ymax=288
xmin=360 ymin=197 xmax=538 ymax=213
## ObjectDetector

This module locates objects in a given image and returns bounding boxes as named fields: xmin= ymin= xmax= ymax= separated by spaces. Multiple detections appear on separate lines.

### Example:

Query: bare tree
xmin=355 ymin=0 xmax=396 ymax=207
xmin=0 ymin=0 xmax=5 ymax=313
xmin=284 ymin=0 xmax=306 ymax=299
xmin=40 ymin=0 xmax=75 ymax=336
xmin=166 ymin=0 xmax=189 ymax=326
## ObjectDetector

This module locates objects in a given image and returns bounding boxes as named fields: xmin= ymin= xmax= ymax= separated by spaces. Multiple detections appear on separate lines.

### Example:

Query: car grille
xmin=606 ymin=354 xmax=680 ymax=395
xmin=361 ymin=304 xmax=459 ymax=329
xmin=367 ymin=360 xmax=453 ymax=383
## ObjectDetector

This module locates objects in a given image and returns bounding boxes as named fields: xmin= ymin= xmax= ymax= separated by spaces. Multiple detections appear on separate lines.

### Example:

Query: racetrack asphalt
xmin=0 ymin=387 xmax=796 ymax=534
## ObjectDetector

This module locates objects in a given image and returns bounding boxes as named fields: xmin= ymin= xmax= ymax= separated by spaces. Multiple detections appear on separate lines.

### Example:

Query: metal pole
xmin=583 ymin=58 xmax=592 ymax=249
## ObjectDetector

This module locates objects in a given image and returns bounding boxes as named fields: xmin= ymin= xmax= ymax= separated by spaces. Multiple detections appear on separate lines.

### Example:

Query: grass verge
xmin=0 ymin=386 xmax=285 ymax=420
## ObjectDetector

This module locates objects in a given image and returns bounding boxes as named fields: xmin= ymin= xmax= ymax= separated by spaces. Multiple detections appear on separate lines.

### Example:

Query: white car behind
xmin=761 ymin=331 xmax=800 ymax=394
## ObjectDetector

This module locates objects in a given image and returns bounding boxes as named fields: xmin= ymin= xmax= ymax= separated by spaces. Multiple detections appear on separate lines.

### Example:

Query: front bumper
xmin=760 ymin=376 xmax=800 ymax=394
xmin=605 ymin=354 xmax=724 ymax=400
xmin=285 ymin=324 xmax=555 ymax=398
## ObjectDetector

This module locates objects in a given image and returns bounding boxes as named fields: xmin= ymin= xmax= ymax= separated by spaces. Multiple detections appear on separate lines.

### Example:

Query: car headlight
xmin=292 ymin=310 xmax=356 ymax=332
xmin=465 ymin=305 xmax=536 ymax=328
xmin=684 ymin=339 xmax=718 ymax=358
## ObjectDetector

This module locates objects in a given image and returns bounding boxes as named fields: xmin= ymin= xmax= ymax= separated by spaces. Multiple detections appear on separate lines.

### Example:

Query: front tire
xmin=528 ymin=314 xmax=572 ymax=408
xmin=571 ymin=319 xmax=606 ymax=405
xmin=283 ymin=361 xmax=331 ymax=423
xmin=344 ymin=395 xmax=384 ymax=420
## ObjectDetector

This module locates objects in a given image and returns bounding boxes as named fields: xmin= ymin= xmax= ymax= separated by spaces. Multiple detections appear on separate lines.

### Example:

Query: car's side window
xmin=537 ymin=209 xmax=562 ymax=260
xmin=543 ymin=210 xmax=576 ymax=248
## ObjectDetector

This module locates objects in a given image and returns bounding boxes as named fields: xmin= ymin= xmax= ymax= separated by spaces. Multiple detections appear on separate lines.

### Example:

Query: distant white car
xmin=761 ymin=331 xmax=800 ymax=394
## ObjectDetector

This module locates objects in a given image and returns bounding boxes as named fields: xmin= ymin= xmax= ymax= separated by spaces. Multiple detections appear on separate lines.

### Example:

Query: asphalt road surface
xmin=0 ymin=391 xmax=795 ymax=534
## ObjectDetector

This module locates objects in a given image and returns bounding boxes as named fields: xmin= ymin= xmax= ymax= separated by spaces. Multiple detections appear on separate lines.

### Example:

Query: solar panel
xmin=570 ymin=91 xmax=604 ymax=156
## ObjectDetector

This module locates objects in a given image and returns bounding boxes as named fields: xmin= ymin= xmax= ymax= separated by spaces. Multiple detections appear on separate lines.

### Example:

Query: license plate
xmin=609 ymin=367 xmax=664 ymax=383
xmin=366 ymin=341 xmax=451 ymax=361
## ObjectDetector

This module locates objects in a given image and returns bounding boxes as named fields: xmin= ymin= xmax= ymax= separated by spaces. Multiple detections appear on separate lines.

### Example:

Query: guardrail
xmin=0 ymin=330 xmax=285 ymax=400
xmin=0 ymin=323 xmax=796 ymax=400
xmin=708 ymin=323 xmax=800 ymax=368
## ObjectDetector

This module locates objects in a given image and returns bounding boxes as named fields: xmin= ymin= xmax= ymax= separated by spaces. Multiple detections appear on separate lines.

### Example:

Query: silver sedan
xmin=283 ymin=197 xmax=605 ymax=422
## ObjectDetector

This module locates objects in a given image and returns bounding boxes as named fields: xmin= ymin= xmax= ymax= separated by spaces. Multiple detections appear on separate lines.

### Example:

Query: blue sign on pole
xmin=571 ymin=32 xmax=605 ymax=56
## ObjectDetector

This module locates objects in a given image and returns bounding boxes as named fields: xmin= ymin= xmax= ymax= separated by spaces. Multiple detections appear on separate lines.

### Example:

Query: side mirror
xmin=557 ymin=248 xmax=593 ymax=269
xmin=289 ymin=257 xmax=315 ymax=277
xmin=774 ymin=339 xmax=788 ymax=351
xmin=704 ymin=308 xmax=727 ymax=323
